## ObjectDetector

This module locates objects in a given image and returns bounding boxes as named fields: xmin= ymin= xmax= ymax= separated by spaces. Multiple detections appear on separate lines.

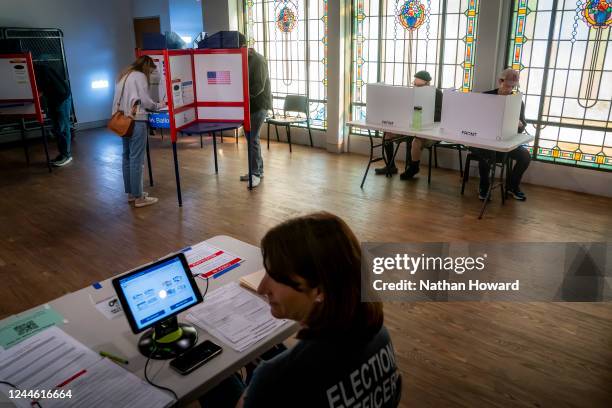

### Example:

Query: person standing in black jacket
xmin=238 ymin=34 xmax=272 ymax=188
xmin=34 ymin=63 xmax=73 ymax=167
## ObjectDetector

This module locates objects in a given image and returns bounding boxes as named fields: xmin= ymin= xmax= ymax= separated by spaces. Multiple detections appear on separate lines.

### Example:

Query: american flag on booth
xmin=207 ymin=71 xmax=231 ymax=85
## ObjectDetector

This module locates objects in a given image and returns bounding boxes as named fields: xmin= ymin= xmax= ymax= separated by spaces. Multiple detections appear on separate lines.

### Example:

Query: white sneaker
xmin=51 ymin=155 xmax=72 ymax=167
xmin=240 ymin=174 xmax=263 ymax=181
xmin=248 ymin=175 xmax=261 ymax=188
xmin=134 ymin=196 xmax=158 ymax=208
xmin=128 ymin=192 xmax=148 ymax=203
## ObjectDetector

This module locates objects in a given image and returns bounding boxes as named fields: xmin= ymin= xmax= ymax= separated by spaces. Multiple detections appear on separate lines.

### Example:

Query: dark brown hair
xmin=117 ymin=55 xmax=157 ymax=85
xmin=261 ymin=212 xmax=383 ymax=340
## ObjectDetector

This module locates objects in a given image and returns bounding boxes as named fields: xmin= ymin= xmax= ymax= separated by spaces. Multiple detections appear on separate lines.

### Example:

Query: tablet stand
xmin=138 ymin=316 xmax=198 ymax=359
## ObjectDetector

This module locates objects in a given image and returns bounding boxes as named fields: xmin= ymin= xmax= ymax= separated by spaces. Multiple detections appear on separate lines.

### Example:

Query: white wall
xmin=0 ymin=0 xmax=136 ymax=125
xmin=134 ymin=0 xmax=204 ymax=46
xmin=169 ymin=0 xmax=204 ymax=44
xmin=201 ymin=0 xmax=232 ymax=36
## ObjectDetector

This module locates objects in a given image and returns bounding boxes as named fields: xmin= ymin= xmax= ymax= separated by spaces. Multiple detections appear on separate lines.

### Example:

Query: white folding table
xmin=348 ymin=121 xmax=534 ymax=218
xmin=0 ymin=235 xmax=298 ymax=406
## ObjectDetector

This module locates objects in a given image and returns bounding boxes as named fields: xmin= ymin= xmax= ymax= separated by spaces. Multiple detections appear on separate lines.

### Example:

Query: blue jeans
xmin=248 ymin=110 xmax=266 ymax=176
xmin=122 ymin=122 xmax=147 ymax=198
xmin=50 ymin=96 xmax=72 ymax=157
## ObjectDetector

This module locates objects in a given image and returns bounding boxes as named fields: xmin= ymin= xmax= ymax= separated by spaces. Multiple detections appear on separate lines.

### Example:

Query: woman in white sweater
xmin=112 ymin=56 xmax=164 ymax=207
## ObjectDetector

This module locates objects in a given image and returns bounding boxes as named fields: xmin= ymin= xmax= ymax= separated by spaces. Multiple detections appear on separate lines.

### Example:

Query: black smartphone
xmin=169 ymin=340 xmax=223 ymax=375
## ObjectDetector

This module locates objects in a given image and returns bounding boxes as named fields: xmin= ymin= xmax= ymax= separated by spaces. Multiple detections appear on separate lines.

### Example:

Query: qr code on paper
xmin=13 ymin=320 xmax=39 ymax=336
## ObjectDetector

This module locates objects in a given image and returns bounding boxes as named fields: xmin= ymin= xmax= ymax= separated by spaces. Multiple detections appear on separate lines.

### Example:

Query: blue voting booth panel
xmin=149 ymin=112 xmax=170 ymax=129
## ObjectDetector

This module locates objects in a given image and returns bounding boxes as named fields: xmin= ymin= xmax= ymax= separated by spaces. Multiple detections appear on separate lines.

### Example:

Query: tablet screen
xmin=115 ymin=254 xmax=201 ymax=332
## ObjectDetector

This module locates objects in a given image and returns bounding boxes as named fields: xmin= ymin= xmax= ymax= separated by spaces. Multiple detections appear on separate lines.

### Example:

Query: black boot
xmin=400 ymin=161 xmax=420 ymax=180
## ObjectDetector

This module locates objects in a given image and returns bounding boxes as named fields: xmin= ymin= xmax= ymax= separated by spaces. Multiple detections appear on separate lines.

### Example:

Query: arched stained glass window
xmin=508 ymin=0 xmax=612 ymax=170
xmin=351 ymin=0 xmax=480 ymax=126
xmin=244 ymin=0 xmax=328 ymax=129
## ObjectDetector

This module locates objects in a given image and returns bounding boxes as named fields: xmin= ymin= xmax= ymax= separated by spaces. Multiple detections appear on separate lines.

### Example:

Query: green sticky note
xmin=0 ymin=306 xmax=65 ymax=349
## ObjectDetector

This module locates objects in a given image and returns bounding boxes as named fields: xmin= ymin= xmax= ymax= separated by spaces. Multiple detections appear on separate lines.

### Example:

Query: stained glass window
xmin=351 ymin=0 xmax=480 ymax=127
xmin=508 ymin=0 xmax=612 ymax=170
xmin=244 ymin=0 xmax=328 ymax=129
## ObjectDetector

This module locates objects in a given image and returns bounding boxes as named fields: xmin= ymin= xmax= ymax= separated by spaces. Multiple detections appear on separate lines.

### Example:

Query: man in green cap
xmin=374 ymin=70 xmax=442 ymax=180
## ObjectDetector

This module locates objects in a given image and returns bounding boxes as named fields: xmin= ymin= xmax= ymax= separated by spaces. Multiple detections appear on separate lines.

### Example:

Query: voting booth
xmin=0 ymin=53 xmax=43 ymax=121
xmin=366 ymin=83 xmax=435 ymax=129
xmin=0 ymin=52 xmax=50 ymax=170
xmin=441 ymin=91 xmax=522 ymax=141
xmin=136 ymin=48 xmax=251 ymax=206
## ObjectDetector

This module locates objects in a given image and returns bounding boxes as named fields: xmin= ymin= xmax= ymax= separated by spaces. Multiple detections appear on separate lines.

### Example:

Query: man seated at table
xmin=471 ymin=68 xmax=530 ymax=201
xmin=374 ymin=70 xmax=442 ymax=180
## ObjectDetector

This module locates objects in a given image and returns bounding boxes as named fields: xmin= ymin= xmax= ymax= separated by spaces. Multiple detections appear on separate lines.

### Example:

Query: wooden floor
xmin=1 ymin=128 xmax=611 ymax=407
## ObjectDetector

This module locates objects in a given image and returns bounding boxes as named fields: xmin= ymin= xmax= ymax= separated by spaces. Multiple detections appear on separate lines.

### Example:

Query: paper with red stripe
xmin=183 ymin=241 xmax=243 ymax=278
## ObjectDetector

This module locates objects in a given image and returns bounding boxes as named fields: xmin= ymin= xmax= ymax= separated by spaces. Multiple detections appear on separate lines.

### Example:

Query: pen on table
xmin=99 ymin=351 xmax=129 ymax=365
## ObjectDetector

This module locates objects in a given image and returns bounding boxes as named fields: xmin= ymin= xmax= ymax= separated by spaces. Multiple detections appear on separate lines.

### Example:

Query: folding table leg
xmin=500 ymin=153 xmax=508 ymax=205
xmin=478 ymin=151 xmax=497 ymax=219
xmin=405 ymin=137 xmax=414 ymax=171
xmin=360 ymin=130 xmax=375 ymax=189
xmin=287 ymin=126 xmax=292 ymax=153
xmin=428 ymin=146 xmax=433 ymax=185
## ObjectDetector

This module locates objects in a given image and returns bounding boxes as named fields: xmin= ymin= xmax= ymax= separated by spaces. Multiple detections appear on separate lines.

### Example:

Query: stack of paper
xmin=239 ymin=269 xmax=266 ymax=292
xmin=0 ymin=327 xmax=175 ymax=408
xmin=187 ymin=282 xmax=287 ymax=352
xmin=183 ymin=242 xmax=243 ymax=279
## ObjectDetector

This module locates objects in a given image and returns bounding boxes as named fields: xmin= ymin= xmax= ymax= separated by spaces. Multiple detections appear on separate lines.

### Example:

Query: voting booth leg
xmin=212 ymin=132 xmax=219 ymax=174
xmin=20 ymin=119 xmax=30 ymax=166
xmin=172 ymin=142 xmax=183 ymax=207
xmin=146 ymin=128 xmax=154 ymax=187
xmin=41 ymin=124 xmax=52 ymax=173
xmin=246 ymin=131 xmax=253 ymax=190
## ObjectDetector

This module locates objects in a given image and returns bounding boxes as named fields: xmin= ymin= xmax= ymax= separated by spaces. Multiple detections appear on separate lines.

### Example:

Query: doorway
xmin=133 ymin=17 xmax=161 ymax=49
